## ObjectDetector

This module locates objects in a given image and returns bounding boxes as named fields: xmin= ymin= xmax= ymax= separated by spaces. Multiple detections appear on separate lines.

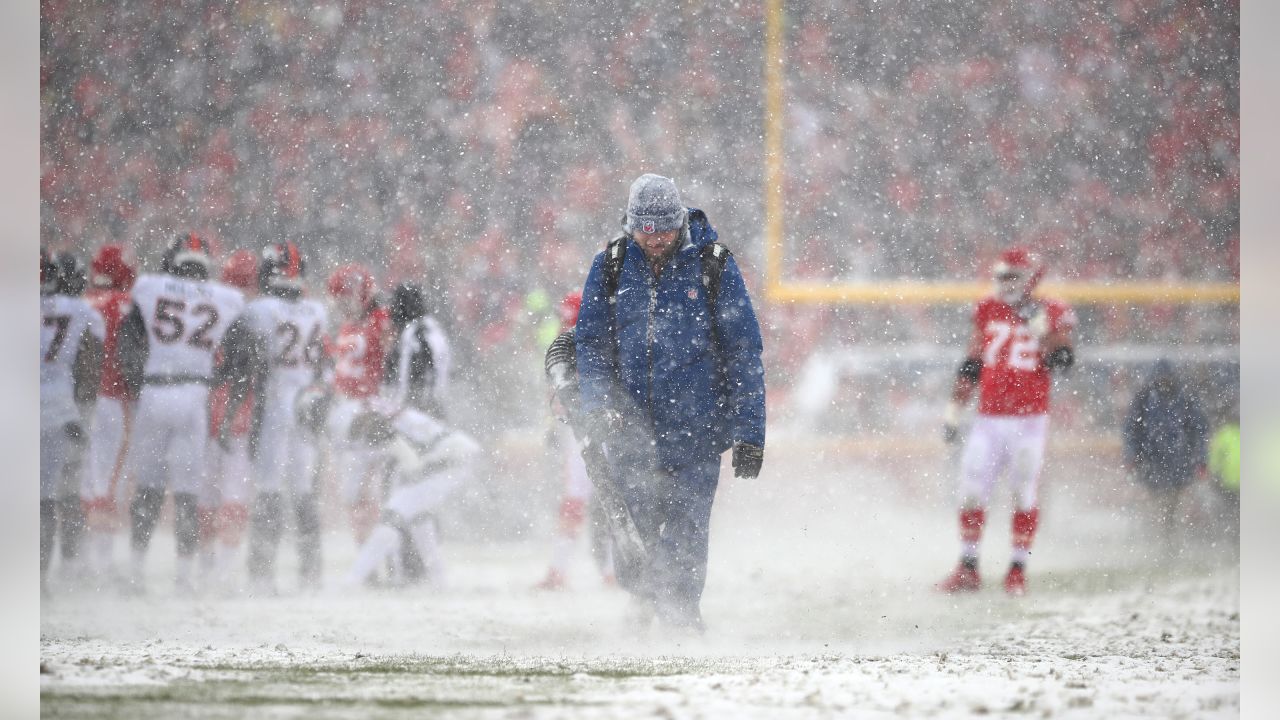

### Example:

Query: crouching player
xmin=938 ymin=247 xmax=1076 ymax=596
xmin=340 ymin=404 xmax=479 ymax=589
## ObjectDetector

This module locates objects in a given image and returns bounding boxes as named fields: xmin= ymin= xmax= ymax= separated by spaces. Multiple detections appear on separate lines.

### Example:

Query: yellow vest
xmin=1208 ymin=423 xmax=1240 ymax=492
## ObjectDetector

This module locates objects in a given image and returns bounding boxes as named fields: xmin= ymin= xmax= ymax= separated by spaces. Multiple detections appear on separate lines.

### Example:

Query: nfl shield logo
xmin=688 ymin=288 xmax=699 ymax=300
xmin=642 ymin=220 xmax=656 ymax=234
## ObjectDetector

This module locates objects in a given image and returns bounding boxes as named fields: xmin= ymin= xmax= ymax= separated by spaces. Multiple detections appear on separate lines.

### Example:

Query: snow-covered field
xmin=40 ymin=445 xmax=1239 ymax=718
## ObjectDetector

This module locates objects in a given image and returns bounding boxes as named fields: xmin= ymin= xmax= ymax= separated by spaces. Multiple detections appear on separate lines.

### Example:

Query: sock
xmin=173 ymin=493 xmax=200 ymax=559
xmin=295 ymin=494 xmax=322 ymax=587
xmin=959 ymin=507 xmax=985 ymax=562
xmin=1011 ymin=507 xmax=1039 ymax=567
xmin=247 ymin=493 xmax=284 ymax=584
xmin=58 ymin=495 xmax=86 ymax=567
xmin=129 ymin=486 xmax=166 ymax=555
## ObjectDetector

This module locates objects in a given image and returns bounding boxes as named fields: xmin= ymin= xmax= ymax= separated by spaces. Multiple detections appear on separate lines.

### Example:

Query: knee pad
xmin=172 ymin=493 xmax=200 ymax=557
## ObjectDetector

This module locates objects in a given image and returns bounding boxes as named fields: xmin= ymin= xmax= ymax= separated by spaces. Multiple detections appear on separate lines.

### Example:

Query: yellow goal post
xmin=760 ymin=0 xmax=1238 ymax=307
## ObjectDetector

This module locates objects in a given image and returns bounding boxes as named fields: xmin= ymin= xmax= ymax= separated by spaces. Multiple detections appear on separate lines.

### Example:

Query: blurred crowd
xmin=41 ymin=0 xmax=1238 ymax=429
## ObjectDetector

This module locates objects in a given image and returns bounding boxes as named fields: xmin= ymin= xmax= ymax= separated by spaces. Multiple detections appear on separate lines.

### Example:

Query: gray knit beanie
xmin=625 ymin=174 xmax=686 ymax=235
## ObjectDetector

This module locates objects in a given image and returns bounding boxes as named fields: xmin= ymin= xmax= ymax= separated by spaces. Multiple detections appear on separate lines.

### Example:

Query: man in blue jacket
xmin=575 ymin=173 xmax=766 ymax=632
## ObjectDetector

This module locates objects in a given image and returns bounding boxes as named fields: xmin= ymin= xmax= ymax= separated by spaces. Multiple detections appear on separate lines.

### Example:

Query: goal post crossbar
xmin=759 ymin=2 xmax=1238 ymax=307
xmin=765 ymin=279 xmax=1240 ymax=305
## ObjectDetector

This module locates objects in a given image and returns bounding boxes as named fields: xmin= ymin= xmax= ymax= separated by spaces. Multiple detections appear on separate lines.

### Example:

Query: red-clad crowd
xmin=41 ymin=0 xmax=1238 ymax=428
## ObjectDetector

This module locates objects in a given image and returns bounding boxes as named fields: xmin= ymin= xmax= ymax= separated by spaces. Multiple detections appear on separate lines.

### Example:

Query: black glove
xmin=943 ymin=423 xmax=960 ymax=444
xmin=64 ymin=421 xmax=85 ymax=443
xmin=732 ymin=442 xmax=763 ymax=478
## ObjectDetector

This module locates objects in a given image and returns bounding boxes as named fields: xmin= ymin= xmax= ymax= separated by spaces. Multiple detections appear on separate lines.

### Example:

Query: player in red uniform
xmin=534 ymin=292 xmax=616 ymax=591
xmin=81 ymin=244 xmax=136 ymax=581
xmin=326 ymin=264 xmax=393 ymax=545
xmin=938 ymin=247 xmax=1076 ymax=596
xmin=200 ymin=249 xmax=258 ymax=588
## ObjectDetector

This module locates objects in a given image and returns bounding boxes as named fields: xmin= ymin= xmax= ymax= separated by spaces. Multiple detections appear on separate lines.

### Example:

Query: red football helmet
xmin=328 ymin=263 xmax=375 ymax=306
xmin=221 ymin=248 xmax=258 ymax=291
xmin=993 ymin=247 xmax=1044 ymax=305
xmin=90 ymin=244 xmax=136 ymax=291
xmin=559 ymin=291 xmax=582 ymax=329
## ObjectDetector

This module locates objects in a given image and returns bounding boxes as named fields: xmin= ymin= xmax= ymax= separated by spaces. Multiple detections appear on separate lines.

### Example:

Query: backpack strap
xmin=602 ymin=235 xmax=627 ymax=303
xmin=699 ymin=241 xmax=731 ymax=313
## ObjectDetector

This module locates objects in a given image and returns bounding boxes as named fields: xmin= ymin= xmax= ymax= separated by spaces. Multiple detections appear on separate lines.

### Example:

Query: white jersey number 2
xmin=982 ymin=321 xmax=1039 ymax=371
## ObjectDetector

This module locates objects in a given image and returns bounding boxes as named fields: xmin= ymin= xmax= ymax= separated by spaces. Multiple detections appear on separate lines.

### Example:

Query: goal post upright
xmin=758 ymin=2 xmax=1238 ymax=308
xmin=763 ymin=0 xmax=787 ymax=302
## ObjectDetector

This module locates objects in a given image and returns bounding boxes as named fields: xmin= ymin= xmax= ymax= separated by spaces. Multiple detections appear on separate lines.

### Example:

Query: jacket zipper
xmin=645 ymin=269 xmax=658 ymax=410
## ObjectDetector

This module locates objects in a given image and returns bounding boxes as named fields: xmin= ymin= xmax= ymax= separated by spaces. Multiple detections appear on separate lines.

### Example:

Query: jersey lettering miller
xmin=973 ymin=298 xmax=1077 ymax=416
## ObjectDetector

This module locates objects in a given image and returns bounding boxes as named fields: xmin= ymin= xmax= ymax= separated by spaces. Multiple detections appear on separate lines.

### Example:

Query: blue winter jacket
xmin=575 ymin=209 xmax=766 ymax=468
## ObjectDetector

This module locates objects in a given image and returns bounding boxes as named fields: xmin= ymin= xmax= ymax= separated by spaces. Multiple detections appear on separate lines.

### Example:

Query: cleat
xmin=936 ymin=562 xmax=981 ymax=594
xmin=1004 ymin=563 xmax=1027 ymax=597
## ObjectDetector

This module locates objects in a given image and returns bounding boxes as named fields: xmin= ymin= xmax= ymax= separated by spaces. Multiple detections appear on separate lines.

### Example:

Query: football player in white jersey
xmin=385 ymin=282 xmax=452 ymax=418
xmin=340 ymin=403 xmax=479 ymax=589
xmin=117 ymin=233 xmax=245 ymax=594
xmin=379 ymin=282 xmax=454 ymax=583
xmin=40 ymin=250 xmax=104 ymax=595
xmin=217 ymin=242 xmax=328 ymax=594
